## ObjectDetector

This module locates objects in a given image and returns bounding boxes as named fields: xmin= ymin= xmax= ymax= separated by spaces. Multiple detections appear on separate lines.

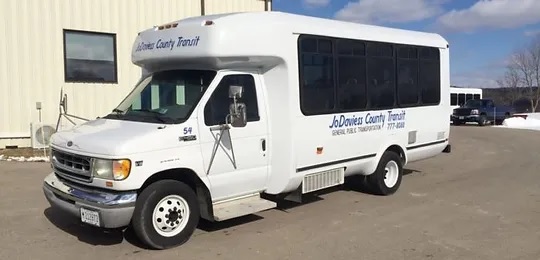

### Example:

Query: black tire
xmin=132 ymin=179 xmax=200 ymax=250
xmin=478 ymin=114 xmax=488 ymax=126
xmin=366 ymin=151 xmax=403 ymax=196
xmin=453 ymin=120 xmax=462 ymax=126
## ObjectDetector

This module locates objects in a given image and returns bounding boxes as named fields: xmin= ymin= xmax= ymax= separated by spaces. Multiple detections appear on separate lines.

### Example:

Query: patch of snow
xmin=497 ymin=116 xmax=540 ymax=131
xmin=0 ymin=155 xmax=49 ymax=162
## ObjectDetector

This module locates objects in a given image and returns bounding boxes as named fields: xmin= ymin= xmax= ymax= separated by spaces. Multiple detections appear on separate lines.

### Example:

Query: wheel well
xmin=139 ymin=168 xmax=214 ymax=221
xmin=386 ymin=145 xmax=406 ymax=164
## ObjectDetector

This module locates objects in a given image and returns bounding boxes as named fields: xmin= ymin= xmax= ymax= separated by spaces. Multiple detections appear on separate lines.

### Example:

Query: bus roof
xmin=151 ymin=11 xmax=448 ymax=47
xmin=132 ymin=11 xmax=449 ymax=70
xmin=450 ymin=87 xmax=483 ymax=94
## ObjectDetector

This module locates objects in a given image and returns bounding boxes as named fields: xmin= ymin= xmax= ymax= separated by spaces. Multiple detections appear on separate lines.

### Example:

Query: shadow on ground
xmin=42 ymin=168 xmax=421 ymax=249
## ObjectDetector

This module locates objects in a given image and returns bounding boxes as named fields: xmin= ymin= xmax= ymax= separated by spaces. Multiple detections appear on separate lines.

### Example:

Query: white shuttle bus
xmin=450 ymin=87 xmax=482 ymax=111
xmin=42 ymin=11 xmax=451 ymax=249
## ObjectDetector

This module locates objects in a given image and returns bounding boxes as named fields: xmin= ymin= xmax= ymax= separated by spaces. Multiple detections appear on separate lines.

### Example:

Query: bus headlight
xmin=92 ymin=159 xmax=131 ymax=180
xmin=471 ymin=109 xmax=479 ymax=115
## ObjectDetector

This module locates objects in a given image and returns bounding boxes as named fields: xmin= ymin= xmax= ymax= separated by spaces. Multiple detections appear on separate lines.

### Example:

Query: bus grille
xmin=51 ymin=149 xmax=93 ymax=182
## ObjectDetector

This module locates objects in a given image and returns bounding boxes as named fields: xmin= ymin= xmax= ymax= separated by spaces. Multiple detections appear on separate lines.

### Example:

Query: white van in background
xmin=42 ymin=11 xmax=452 ymax=250
xmin=450 ymin=87 xmax=483 ymax=112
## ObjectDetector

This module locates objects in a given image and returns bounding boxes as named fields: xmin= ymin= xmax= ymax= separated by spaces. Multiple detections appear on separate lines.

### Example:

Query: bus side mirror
xmin=229 ymin=85 xmax=243 ymax=99
xmin=228 ymin=85 xmax=247 ymax=128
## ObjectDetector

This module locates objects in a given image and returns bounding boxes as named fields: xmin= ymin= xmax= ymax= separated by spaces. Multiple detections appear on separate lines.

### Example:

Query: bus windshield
xmin=105 ymin=69 xmax=216 ymax=124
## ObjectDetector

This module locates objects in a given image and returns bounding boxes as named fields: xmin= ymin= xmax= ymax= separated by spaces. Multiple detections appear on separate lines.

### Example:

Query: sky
xmin=271 ymin=0 xmax=540 ymax=88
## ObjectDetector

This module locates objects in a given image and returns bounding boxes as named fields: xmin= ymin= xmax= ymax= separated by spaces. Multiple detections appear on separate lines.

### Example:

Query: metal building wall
xmin=0 ymin=0 xmax=270 ymax=148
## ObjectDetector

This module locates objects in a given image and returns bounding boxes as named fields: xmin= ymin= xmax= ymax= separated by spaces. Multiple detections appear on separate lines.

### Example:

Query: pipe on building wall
xmin=200 ymin=0 xmax=205 ymax=15
xmin=264 ymin=0 xmax=271 ymax=11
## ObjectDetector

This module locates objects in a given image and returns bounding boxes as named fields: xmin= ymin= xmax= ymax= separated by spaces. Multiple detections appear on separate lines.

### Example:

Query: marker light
xmin=157 ymin=22 xmax=179 ymax=30
xmin=113 ymin=160 xmax=131 ymax=180
xmin=202 ymin=20 xmax=214 ymax=26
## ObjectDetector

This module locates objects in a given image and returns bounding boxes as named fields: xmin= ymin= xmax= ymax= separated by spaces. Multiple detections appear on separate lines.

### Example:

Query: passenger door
xmin=197 ymin=71 xmax=269 ymax=202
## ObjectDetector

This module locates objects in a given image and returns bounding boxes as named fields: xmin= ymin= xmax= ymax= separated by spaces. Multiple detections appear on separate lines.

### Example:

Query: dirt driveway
xmin=1 ymin=126 xmax=539 ymax=260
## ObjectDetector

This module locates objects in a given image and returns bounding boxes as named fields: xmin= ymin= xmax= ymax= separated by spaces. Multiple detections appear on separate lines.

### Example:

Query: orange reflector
xmin=106 ymin=181 xmax=113 ymax=187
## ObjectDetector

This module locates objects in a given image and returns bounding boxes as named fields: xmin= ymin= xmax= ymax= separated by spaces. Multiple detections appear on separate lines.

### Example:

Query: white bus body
xmin=42 ymin=11 xmax=452 ymax=249
xmin=450 ymin=87 xmax=483 ymax=112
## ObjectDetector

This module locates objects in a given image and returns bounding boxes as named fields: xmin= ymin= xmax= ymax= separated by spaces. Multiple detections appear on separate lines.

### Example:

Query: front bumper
xmin=451 ymin=114 xmax=479 ymax=122
xmin=42 ymin=172 xmax=137 ymax=229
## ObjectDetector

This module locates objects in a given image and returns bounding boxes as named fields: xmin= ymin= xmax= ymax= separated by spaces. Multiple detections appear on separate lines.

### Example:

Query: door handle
xmin=261 ymin=138 xmax=266 ymax=151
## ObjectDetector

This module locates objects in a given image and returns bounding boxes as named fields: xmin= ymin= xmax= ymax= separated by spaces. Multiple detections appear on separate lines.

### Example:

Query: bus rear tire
xmin=132 ymin=179 xmax=200 ymax=250
xmin=367 ymin=151 xmax=403 ymax=196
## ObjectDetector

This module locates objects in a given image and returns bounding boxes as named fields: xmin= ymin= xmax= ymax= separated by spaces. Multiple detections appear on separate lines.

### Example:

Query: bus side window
xmin=450 ymin=93 xmax=457 ymax=106
xmin=458 ymin=93 xmax=465 ymax=105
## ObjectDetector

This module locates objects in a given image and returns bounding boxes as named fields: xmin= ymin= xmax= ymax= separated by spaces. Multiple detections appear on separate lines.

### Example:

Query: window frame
xmin=203 ymin=73 xmax=261 ymax=126
xmin=297 ymin=34 xmax=442 ymax=116
xmin=63 ymin=29 xmax=118 ymax=84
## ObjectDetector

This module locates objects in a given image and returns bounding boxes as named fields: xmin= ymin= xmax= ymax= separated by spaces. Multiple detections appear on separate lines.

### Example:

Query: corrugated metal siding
xmin=204 ymin=0 xmax=268 ymax=14
xmin=0 ymin=0 xmax=267 ymax=148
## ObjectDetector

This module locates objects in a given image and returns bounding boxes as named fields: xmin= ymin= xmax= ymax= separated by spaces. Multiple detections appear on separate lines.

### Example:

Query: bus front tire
xmin=131 ymin=179 xmax=200 ymax=250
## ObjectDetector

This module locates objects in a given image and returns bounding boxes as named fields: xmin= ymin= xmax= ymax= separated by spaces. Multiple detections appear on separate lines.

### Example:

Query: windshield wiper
xmin=130 ymin=109 xmax=173 ymax=124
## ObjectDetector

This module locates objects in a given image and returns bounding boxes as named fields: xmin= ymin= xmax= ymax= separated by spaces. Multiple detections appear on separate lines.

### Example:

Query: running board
xmin=212 ymin=193 xmax=277 ymax=221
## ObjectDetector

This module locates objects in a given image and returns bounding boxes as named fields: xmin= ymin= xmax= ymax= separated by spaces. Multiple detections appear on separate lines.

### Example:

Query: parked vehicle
xmin=42 ymin=11 xmax=452 ymax=250
xmin=449 ymin=87 xmax=482 ymax=119
xmin=452 ymin=98 xmax=514 ymax=126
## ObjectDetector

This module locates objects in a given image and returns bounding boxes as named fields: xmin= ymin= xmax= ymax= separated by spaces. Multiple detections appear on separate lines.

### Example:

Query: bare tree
xmin=496 ymin=64 xmax=522 ymax=106
xmin=509 ymin=36 xmax=540 ymax=112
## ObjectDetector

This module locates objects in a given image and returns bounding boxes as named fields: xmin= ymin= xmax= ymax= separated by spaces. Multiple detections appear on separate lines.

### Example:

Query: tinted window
xmin=419 ymin=47 xmax=440 ymax=105
xmin=337 ymin=40 xmax=365 ymax=56
xmin=204 ymin=74 xmax=259 ymax=126
xmin=367 ymin=42 xmax=393 ymax=57
xmin=451 ymin=93 xmax=458 ymax=106
xmin=458 ymin=93 xmax=465 ymax=105
xmin=473 ymin=94 xmax=481 ymax=100
xmin=397 ymin=45 xmax=419 ymax=106
xmin=398 ymin=46 xmax=418 ymax=59
xmin=338 ymin=56 xmax=367 ymax=110
xmin=299 ymin=37 xmax=335 ymax=115
xmin=298 ymin=35 xmax=442 ymax=115
xmin=367 ymin=57 xmax=395 ymax=108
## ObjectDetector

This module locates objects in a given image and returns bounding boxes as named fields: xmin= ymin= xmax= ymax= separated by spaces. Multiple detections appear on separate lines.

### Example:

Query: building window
xmin=63 ymin=29 xmax=117 ymax=83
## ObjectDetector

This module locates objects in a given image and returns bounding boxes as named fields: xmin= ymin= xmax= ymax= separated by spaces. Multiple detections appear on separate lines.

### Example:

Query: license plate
xmin=80 ymin=207 xmax=100 ymax=227
xmin=459 ymin=116 xmax=464 ymax=119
